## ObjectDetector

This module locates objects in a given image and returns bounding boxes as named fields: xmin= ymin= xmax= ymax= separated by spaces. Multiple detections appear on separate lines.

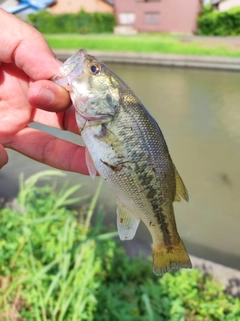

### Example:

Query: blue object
xmin=19 ymin=1 xmax=56 ymax=10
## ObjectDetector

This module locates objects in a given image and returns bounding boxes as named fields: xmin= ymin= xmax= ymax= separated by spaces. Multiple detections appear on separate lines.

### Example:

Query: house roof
xmin=20 ymin=0 xmax=56 ymax=10
xmin=0 ymin=0 xmax=56 ymax=13
xmin=212 ymin=0 xmax=222 ymax=5
xmin=103 ymin=0 xmax=114 ymax=5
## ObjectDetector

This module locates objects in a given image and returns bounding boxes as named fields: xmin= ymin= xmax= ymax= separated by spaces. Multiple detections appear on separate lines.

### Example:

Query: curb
xmin=54 ymin=50 xmax=240 ymax=71
xmin=191 ymin=255 xmax=240 ymax=297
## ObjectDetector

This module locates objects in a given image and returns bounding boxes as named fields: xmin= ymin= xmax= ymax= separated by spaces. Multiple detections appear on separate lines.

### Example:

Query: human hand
xmin=0 ymin=9 xmax=88 ymax=174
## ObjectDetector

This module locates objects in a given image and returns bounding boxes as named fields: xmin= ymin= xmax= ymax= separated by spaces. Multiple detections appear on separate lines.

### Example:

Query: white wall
xmin=219 ymin=0 xmax=240 ymax=11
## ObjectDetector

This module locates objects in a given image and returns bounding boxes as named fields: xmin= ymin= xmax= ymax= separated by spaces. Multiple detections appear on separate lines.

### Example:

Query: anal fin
xmin=116 ymin=201 xmax=140 ymax=241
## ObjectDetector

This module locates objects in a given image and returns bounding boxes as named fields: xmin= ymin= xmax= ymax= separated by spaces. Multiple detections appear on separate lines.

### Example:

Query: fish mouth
xmin=52 ymin=49 xmax=86 ymax=90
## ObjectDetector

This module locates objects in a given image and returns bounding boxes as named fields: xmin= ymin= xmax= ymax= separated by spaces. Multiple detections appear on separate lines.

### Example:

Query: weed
xmin=0 ymin=171 xmax=239 ymax=320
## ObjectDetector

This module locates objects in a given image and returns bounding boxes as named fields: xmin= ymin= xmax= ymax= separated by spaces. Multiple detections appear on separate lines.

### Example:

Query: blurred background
xmin=2 ymin=1 xmax=240 ymax=319
xmin=1 ymin=0 xmax=240 ymax=270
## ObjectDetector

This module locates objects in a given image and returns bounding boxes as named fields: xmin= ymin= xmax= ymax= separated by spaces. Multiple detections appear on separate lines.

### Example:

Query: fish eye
xmin=90 ymin=64 xmax=101 ymax=75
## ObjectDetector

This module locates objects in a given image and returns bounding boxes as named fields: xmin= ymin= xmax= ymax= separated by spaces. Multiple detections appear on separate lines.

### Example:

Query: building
xmin=114 ymin=0 xmax=201 ymax=34
xmin=50 ymin=0 xmax=113 ymax=14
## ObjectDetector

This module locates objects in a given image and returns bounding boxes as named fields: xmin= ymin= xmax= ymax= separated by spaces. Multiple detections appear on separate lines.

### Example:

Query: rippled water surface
xmin=2 ymin=63 xmax=240 ymax=269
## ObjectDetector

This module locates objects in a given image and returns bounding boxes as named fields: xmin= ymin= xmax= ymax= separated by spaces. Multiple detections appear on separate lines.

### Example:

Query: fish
xmin=53 ymin=49 xmax=192 ymax=275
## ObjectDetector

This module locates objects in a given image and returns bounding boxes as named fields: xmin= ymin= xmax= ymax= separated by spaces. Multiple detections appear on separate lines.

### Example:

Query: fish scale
xmin=53 ymin=48 xmax=192 ymax=275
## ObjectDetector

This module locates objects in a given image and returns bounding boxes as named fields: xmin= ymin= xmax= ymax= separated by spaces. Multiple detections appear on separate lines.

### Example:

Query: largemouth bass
xmin=54 ymin=49 xmax=192 ymax=275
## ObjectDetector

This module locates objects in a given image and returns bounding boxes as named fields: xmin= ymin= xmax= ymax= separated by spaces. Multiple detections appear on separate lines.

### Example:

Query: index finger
xmin=33 ymin=105 xmax=80 ymax=135
xmin=0 ymin=9 xmax=61 ymax=80
xmin=7 ymin=127 xmax=89 ymax=175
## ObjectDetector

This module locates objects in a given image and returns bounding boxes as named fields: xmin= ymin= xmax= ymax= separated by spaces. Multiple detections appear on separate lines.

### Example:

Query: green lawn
xmin=45 ymin=33 xmax=240 ymax=57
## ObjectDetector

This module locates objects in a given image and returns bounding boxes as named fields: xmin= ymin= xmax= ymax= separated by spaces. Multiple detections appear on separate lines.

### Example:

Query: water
xmin=1 ymin=63 xmax=240 ymax=269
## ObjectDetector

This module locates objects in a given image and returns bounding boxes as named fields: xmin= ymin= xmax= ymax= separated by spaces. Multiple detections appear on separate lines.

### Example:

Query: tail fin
xmin=152 ymin=239 xmax=192 ymax=276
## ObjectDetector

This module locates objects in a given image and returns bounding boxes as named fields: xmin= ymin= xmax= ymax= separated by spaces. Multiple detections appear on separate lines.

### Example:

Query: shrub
xmin=198 ymin=5 xmax=240 ymax=36
xmin=28 ymin=9 xmax=115 ymax=34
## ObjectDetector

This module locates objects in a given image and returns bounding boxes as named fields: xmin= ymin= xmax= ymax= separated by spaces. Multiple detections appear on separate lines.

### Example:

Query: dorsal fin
xmin=173 ymin=164 xmax=189 ymax=202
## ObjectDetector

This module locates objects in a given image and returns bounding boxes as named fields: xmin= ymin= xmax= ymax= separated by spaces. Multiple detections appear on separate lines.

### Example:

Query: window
xmin=145 ymin=12 xmax=160 ymax=25
xmin=119 ymin=13 xmax=135 ymax=25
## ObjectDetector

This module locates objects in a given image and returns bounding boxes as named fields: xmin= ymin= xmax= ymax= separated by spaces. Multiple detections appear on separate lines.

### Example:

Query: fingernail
xmin=36 ymin=87 xmax=55 ymax=107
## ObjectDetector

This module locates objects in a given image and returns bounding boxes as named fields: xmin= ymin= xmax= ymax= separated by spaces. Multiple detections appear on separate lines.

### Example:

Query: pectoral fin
xmin=96 ymin=126 xmax=124 ymax=157
xmin=85 ymin=147 xmax=97 ymax=179
xmin=173 ymin=164 xmax=189 ymax=202
xmin=116 ymin=200 xmax=140 ymax=241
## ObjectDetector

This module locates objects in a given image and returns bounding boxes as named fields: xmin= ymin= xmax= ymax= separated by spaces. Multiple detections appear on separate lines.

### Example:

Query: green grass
xmin=1 ymin=170 xmax=240 ymax=320
xmin=45 ymin=33 xmax=240 ymax=57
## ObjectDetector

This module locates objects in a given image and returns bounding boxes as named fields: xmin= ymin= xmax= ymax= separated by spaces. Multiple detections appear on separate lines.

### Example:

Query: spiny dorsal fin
xmin=173 ymin=164 xmax=189 ymax=202
xmin=116 ymin=200 xmax=140 ymax=241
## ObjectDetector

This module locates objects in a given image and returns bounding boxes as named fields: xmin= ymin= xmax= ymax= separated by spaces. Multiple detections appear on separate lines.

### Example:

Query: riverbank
xmin=55 ymin=49 xmax=240 ymax=71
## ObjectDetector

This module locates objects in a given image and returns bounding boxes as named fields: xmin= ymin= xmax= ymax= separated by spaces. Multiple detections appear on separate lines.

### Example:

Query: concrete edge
xmin=190 ymin=255 xmax=240 ymax=297
xmin=55 ymin=50 xmax=240 ymax=71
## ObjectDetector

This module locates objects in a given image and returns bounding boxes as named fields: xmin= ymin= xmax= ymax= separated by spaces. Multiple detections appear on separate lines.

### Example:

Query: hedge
xmin=28 ymin=9 xmax=115 ymax=34
xmin=198 ymin=5 xmax=240 ymax=36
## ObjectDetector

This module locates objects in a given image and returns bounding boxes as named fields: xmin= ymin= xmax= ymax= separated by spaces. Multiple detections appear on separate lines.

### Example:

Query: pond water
xmin=1 ymin=63 xmax=240 ymax=270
